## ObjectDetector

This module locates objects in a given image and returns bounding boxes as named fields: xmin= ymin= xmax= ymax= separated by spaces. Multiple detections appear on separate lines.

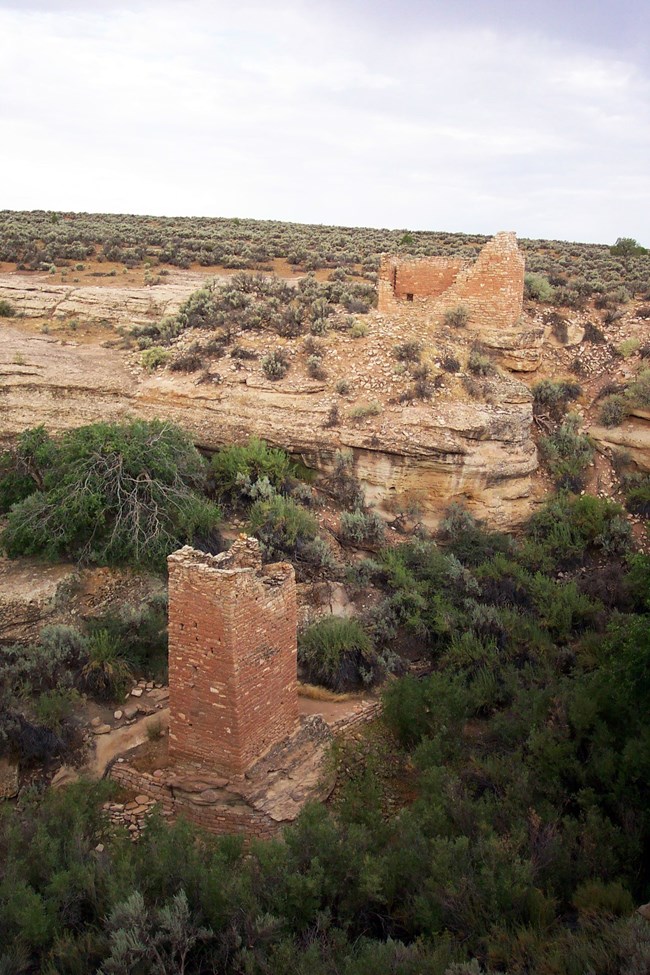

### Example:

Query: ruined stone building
xmin=167 ymin=538 xmax=299 ymax=777
xmin=110 ymin=538 xmax=333 ymax=837
xmin=378 ymin=231 xmax=525 ymax=330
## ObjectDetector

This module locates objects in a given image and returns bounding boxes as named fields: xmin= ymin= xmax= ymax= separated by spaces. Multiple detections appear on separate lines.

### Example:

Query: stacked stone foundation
xmin=109 ymin=761 xmax=281 ymax=840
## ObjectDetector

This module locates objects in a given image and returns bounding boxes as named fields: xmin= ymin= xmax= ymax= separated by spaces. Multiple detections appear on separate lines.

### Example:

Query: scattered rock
xmin=136 ymin=701 xmax=157 ymax=715
xmin=92 ymin=723 xmax=112 ymax=735
xmin=130 ymin=687 xmax=143 ymax=697
xmin=113 ymin=710 xmax=123 ymax=720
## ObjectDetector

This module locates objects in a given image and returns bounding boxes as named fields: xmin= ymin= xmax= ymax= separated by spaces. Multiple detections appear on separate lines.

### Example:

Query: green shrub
xmin=383 ymin=672 xmax=469 ymax=748
xmin=306 ymin=354 xmax=326 ymax=379
xmin=326 ymin=449 xmax=365 ymax=510
xmin=0 ymin=467 xmax=40 ymax=514
xmin=261 ymin=349 xmax=290 ymax=380
xmin=87 ymin=593 xmax=169 ymax=681
xmin=441 ymin=355 xmax=461 ymax=373
xmin=348 ymin=401 xmax=382 ymax=420
xmin=467 ymin=350 xmax=495 ymax=376
xmin=533 ymin=379 xmax=581 ymax=419
xmin=298 ymin=616 xmax=382 ymax=691
xmin=0 ymin=299 xmax=15 ymax=317
xmin=349 ymin=321 xmax=368 ymax=338
xmin=393 ymin=341 xmax=422 ymax=363
xmin=540 ymin=414 xmax=594 ymax=491
xmin=610 ymin=236 xmax=647 ymax=259
xmin=444 ymin=304 xmax=469 ymax=328
xmin=339 ymin=508 xmax=385 ymax=546
xmin=81 ymin=629 xmax=132 ymax=701
xmin=600 ymin=395 xmax=629 ymax=427
xmin=524 ymin=494 xmax=628 ymax=569
xmin=34 ymin=688 xmax=80 ymax=732
xmin=0 ymin=626 xmax=88 ymax=700
xmin=528 ymin=574 xmax=600 ymax=640
xmin=595 ymin=513 xmax=632 ymax=554
xmin=248 ymin=495 xmax=320 ymax=563
xmin=1 ymin=421 xmax=220 ymax=568
xmin=627 ymin=368 xmax=650 ymax=408
xmin=524 ymin=272 xmax=554 ymax=302
xmin=572 ymin=880 xmax=634 ymax=917
xmin=140 ymin=346 xmax=171 ymax=372
xmin=617 ymin=337 xmax=640 ymax=358
xmin=0 ymin=425 xmax=56 ymax=513
xmin=623 ymin=472 xmax=650 ymax=517
xmin=438 ymin=503 xmax=511 ymax=566
xmin=210 ymin=438 xmax=293 ymax=507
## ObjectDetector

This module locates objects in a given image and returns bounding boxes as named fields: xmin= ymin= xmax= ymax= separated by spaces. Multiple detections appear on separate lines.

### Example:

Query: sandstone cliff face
xmin=0 ymin=318 xmax=539 ymax=529
xmin=0 ymin=272 xmax=210 ymax=327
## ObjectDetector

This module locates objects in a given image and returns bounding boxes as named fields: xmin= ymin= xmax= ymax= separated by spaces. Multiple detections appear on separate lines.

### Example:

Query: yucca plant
xmin=81 ymin=629 xmax=132 ymax=701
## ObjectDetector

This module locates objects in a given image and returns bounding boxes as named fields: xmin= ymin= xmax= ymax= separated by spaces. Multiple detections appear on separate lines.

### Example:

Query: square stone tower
xmin=167 ymin=538 xmax=299 ymax=777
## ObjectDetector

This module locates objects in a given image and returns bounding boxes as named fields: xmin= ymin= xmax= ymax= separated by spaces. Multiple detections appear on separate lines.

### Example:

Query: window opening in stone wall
xmin=406 ymin=293 xmax=414 ymax=302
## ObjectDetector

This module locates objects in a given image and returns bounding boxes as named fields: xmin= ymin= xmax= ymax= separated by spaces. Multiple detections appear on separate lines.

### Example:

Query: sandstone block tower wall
xmin=167 ymin=538 xmax=299 ymax=777
xmin=378 ymin=231 xmax=525 ymax=329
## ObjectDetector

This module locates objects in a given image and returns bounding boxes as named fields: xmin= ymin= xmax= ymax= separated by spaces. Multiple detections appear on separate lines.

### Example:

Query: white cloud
xmin=0 ymin=1 xmax=648 ymax=243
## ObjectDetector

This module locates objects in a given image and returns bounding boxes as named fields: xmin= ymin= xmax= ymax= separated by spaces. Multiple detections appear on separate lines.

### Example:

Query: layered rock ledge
xmin=1 ymin=320 xmax=538 ymax=529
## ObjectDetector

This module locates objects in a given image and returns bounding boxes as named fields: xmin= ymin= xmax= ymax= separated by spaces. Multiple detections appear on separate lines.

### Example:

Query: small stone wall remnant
xmin=377 ymin=231 xmax=525 ymax=330
xmin=167 ymin=538 xmax=299 ymax=777
xmin=378 ymin=255 xmax=466 ymax=306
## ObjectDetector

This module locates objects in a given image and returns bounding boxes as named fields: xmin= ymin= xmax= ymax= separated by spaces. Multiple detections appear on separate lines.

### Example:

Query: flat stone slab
xmin=167 ymin=773 xmax=230 ymax=792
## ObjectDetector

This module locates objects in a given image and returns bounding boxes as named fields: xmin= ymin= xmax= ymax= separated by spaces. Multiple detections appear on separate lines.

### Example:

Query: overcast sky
xmin=1 ymin=0 xmax=648 ymax=244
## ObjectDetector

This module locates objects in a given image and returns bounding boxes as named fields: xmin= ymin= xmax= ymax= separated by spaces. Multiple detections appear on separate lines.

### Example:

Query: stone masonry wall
xmin=110 ymin=762 xmax=280 ymax=839
xmin=378 ymin=255 xmax=466 ymax=305
xmin=167 ymin=539 xmax=299 ymax=777
xmin=377 ymin=232 xmax=525 ymax=330
xmin=108 ymin=701 xmax=380 ymax=838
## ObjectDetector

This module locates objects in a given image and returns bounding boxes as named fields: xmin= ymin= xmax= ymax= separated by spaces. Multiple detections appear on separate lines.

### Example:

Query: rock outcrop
xmin=588 ymin=412 xmax=650 ymax=472
xmin=1 ymin=320 xmax=539 ymax=529
xmin=0 ymin=272 xmax=212 ymax=326
xmin=0 ymin=557 xmax=76 ymax=643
